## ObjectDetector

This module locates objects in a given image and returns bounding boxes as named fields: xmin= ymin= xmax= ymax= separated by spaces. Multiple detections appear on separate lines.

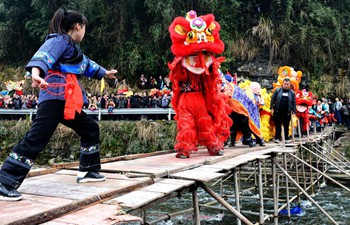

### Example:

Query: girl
xmin=0 ymin=8 xmax=117 ymax=201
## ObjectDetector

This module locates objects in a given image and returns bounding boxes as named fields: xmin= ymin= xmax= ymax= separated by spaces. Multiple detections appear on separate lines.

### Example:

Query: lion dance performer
xmin=295 ymin=89 xmax=313 ymax=134
xmin=168 ymin=10 xmax=232 ymax=158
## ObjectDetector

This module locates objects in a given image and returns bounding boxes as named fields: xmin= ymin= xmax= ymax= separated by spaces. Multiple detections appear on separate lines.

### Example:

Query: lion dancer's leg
xmin=174 ymin=93 xmax=198 ymax=158
xmin=187 ymin=93 xmax=222 ymax=156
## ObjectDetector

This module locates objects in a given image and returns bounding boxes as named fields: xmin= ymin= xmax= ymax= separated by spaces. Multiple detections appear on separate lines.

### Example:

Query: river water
xmin=145 ymin=180 xmax=350 ymax=225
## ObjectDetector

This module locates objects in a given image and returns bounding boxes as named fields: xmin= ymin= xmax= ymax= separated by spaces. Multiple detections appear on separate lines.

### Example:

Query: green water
xmin=145 ymin=180 xmax=350 ymax=225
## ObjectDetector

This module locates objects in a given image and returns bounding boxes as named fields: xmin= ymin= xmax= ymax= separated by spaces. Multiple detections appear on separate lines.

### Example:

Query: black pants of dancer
xmin=230 ymin=112 xmax=251 ymax=144
xmin=274 ymin=112 xmax=291 ymax=140
xmin=0 ymin=100 xmax=101 ymax=189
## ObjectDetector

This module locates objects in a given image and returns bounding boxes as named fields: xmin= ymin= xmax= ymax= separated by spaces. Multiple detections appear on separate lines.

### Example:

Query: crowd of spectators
xmin=309 ymin=97 xmax=350 ymax=130
xmin=0 ymin=94 xmax=38 ymax=109
xmin=0 ymin=73 xmax=173 ymax=120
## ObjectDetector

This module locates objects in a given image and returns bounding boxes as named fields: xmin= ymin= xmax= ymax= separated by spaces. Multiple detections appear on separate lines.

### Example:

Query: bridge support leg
xmin=199 ymin=182 xmax=254 ymax=225
xmin=192 ymin=188 xmax=200 ymax=225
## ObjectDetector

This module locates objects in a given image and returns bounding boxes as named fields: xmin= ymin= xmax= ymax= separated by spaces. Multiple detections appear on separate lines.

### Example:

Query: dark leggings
xmin=0 ymin=100 xmax=101 ymax=189
xmin=274 ymin=112 xmax=291 ymax=140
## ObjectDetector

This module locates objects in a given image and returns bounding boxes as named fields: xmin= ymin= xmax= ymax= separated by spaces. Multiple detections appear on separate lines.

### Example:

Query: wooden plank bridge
xmin=1 ymin=127 xmax=349 ymax=225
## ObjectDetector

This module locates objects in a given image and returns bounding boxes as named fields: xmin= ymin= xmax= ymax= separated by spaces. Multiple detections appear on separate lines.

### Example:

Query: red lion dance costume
xmin=168 ymin=10 xmax=232 ymax=158
xmin=295 ymin=89 xmax=313 ymax=133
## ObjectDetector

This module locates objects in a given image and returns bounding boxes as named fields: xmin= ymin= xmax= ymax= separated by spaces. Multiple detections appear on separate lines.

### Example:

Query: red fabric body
xmin=64 ymin=74 xmax=83 ymax=120
xmin=169 ymin=54 xmax=231 ymax=157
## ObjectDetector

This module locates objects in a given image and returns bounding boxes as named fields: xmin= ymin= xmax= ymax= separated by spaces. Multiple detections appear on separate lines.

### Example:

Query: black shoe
xmin=0 ymin=183 xmax=22 ymax=201
xmin=258 ymin=140 xmax=265 ymax=146
xmin=229 ymin=143 xmax=236 ymax=147
xmin=77 ymin=171 xmax=106 ymax=183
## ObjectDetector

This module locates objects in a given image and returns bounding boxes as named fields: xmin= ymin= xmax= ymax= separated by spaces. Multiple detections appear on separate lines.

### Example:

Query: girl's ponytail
xmin=49 ymin=8 xmax=88 ymax=34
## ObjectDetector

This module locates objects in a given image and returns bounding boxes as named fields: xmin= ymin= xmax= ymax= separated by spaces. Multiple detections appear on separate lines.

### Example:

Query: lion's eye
xmin=206 ymin=28 xmax=213 ymax=35
xmin=187 ymin=31 xmax=195 ymax=39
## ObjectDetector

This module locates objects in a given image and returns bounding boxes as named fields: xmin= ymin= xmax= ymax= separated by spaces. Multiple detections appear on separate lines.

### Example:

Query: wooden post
xmin=289 ymin=153 xmax=350 ymax=193
xmin=297 ymin=118 xmax=302 ymax=142
xmin=199 ymin=183 xmax=254 ymax=225
xmin=272 ymin=159 xmax=339 ymax=225
xmin=291 ymin=117 xmax=295 ymax=143
xmin=220 ymin=178 xmax=223 ymax=196
xmin=309 ymin=150 xmax=314 ymax=195
xmin=258 ymin=159 xmax=265 ymax=224
xmin=281 ymin=125 xmax=285 ymax=147
xmin=314 ymin=124 xmax=317 ymax=139
xmin=192 ymin=188 xmax=200 ymax=225
xmin=295 ymin=152 xmax=301 ymax=204
xmin=283 ymin=153 xmax=291 ymax=222
xmin=301 ymin=147 xmax=307 ymax=189
xmin=234 ymin=168 xmax=241 ymax=225
xmin=272 ymin=155 xmax=278 ymax=225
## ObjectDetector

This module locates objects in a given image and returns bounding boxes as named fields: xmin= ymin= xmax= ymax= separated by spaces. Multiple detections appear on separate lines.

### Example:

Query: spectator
xmin=116 ymin=94 xmax=127 ymax=108
xmin=12 ymin=94 xmax=22 ymax=110
xmin=149 ymin=76 xmax=158 ymax=89
xmin=107 ymin=99 xmax=115 ymax=114
xmin=164 ymin=75 xmax=171 ymax=88
xmin=333 ymin=97 xmax=342 ymax=124
xmin=0 ymin=96 xmax=3 ymax=108
xmin=142 ymin=92 xmax=150 ymax=108
xmin=130 ymin=93 xmax=140 ymax=108
xmin=88 ymin=96 xmax=98 ymax=111
xmin=270 ymin=78 xmax=296 ymax=143
xmin=161 ymin=93 xmax=171 ymax=108
xmin=340 ymin=99 xmax=349 ymax=127
xmin=157 ymin=75 xmax=164 ymax=89
xmin=139 ymin=74 xmax=148 ymax=89
xmin=100 ymin=94 xmax=108 ymax=109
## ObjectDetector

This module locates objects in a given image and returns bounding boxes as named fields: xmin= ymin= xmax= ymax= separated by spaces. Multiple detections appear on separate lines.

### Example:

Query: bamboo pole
xmin=313 ymin=143 xmax=348 ymax=169
xmin=314 ymin=124 xmax=317 ymax=139
xmin=291 ymin=118 xmax=295 ymax=143
xmin=258 ymin=159 xmax=264 ymax=224
xmin=272 ymin=155 xmax=278 ymax=225
xmin=199 ymin=183 xmax=254 ymax=225
xmin=297 ymin=118 xmax=302 ymax=142
xmin=295 ymin=152 xmax=301 ymax=204
xmin=234 ymin=168 xmax=242 ymax=225
xmin=316 ymin=142 xmax=350 ymax=169
xmin=306 ymin=119 xmax=310 ymax=142
xmin=281 ymin=125 xmax=286 ymax=147
xmin=192 ymin=189 xmax=200 ymax=225
xmin=301 ymin=148 xmax=307 ymax=189
xmin=307 ymin=145 xmax=350 ymax=177
xmin=289 ymin=154 xmax=350 ymax=193
xmin=283 ymin=153 xmax=291 ymax=222
xmin=272 ymin=159 xmax=339 ymax=225
xmin=309 ymin=149 xmax=315 ymax=194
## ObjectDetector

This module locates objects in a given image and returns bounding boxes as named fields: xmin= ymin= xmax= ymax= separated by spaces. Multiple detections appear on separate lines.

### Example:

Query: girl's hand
xmin=32 ymin=74 xmax=49 ymax=89
xmin=105 ymin=69 xmax=117 ymax=79
xmin=31 ymin=67 xmax=48 ymax=89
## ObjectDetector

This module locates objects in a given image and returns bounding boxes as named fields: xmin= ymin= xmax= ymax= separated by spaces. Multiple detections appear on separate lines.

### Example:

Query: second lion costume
xmin=168 ymin=10 xmax=232 ymax=158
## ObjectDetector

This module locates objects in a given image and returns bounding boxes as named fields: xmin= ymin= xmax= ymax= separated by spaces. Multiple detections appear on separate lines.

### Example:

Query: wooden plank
xmin=109 ymin=190 xmax=165 ymax=209
xmin=156 ymin=178 xmax=195 ymax=187
xmin=271 ymin=148 xmax=296 ymax=154
xmin=196 ymin=165 xmax=224 ymax=173
xmin=171 ymin=170 xmax=225 ymax=182
xmin=41 ymin=204 xmax=142 ymax=225
xmin=27 ymin=168 xmax=58 ymax=178
xmin=0 ymin=194 xmax=73 ymax=225
xmin=140 ymin=182 xmax=189 ymax=194
xmin=55 ymin=170 xmax=151 ymax=182
xmin=18 ymin=174 xmax=142 ymax=200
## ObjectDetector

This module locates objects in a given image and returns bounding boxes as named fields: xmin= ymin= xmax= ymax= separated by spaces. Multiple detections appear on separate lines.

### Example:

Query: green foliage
xmin=0 ymin=119 xmax=176 ymax=165
xmin=1 ymin=0 xmax=350 ymax=91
